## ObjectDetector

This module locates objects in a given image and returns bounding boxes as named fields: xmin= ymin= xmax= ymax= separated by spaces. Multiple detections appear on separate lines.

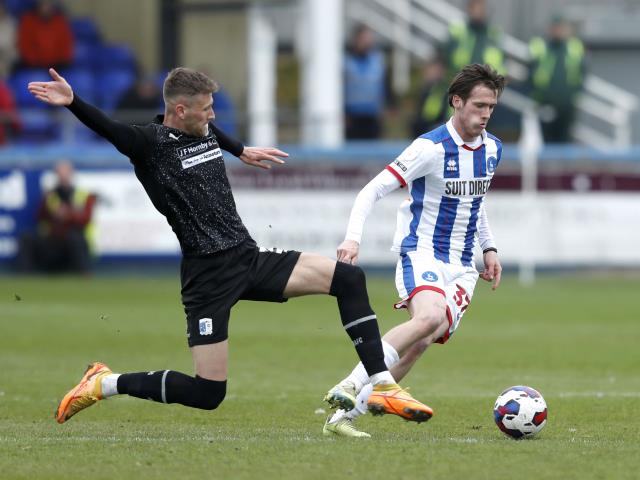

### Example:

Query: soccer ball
xmin=493 ymin=386 xmax=547 ymax=439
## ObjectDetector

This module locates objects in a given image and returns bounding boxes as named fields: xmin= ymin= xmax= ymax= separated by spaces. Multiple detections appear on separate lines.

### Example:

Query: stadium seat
xmin=73 ymin=42 xmax=99 ymax=69
xmin=16 ymin=110 xmax=62 ymax=143
xmin=92 ymin=45 xmax=137 ymax=72
xmin=8 ymin=69 xmax=52 ymax=108
xmin=59 ymin=68 xmax=96 ymax=103
xmin=96 ymin=69 xmax=135 ymax=111
xmin=3 ymin=0 xmax=36 ymax=17
xmin=71 ymin=17 xmax=102 ymax=45
xmin=73 ymin=124 xmax=102 ymax=144
xmin=155 ymin=71 xmax=169 ymax=88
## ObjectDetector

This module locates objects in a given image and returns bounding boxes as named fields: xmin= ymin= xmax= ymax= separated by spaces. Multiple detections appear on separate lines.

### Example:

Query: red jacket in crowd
xmin=0 ymin=81 xmax=20 ymax=144
xmin=18 ymin=10 xmax=74 ymax=68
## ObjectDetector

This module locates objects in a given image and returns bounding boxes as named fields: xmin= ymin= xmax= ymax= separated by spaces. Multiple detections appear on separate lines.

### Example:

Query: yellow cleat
xmin=55 ymin=362 xmax=112 ymax=424
xmin=323 ymin=413 xmax=371 ymax=438
xmin=367 ymin=383 xmax=433 ymax=423
xmin=323 ymin=381 xmax=356 ymax=411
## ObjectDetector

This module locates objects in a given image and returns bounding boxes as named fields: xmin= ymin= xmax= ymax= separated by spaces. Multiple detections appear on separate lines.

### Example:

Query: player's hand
xmin=480 ymin=250 xmax=502 ymax=290
xmin=337 ymin=240 xmax=360 ymax=264
xmin=27 ymin=68 xmax=74 ymax=106
xmin=239 ymin=146 xmax=288 ymax=170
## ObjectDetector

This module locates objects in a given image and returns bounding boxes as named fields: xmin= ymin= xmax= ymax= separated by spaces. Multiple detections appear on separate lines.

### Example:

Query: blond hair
xmin=163 ymin=67 xmax=218 ymax=104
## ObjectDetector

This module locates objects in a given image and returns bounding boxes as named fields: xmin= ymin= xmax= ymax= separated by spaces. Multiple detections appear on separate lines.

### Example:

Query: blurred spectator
xmin=0 ymin=74 xmax=21 ymax=144
xmin=411 ymin=57 xmax=450 ymax=137
xmin=527 ymin=15 xmax=586 ymax=143
xmin=17 ymin=0 xmax=74 ymax=69
xmin=0 ymin=2 xmax=17 ymax=75
xmin=16 ymin=161 xmax=96 ymax=274
xmin=115 ymin=74 xmax=163 ymax=125
xmin=443 ymin=0 xmax=505 ymax=78
xmin=344 ymin=24 xmax=387 ymax=140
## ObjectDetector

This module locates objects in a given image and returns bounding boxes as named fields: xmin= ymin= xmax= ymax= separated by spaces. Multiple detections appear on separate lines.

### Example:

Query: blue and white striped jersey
xmin=385 ymin=119 xmax=501 ymax=266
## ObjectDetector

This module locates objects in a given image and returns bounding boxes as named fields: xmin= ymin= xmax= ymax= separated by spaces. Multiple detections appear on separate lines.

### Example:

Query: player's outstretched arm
xmin=28 ymin=68 xmax=146 ymax=157
xmin=338 ymin=169 xmax=400 ymax=264
xmin=239 ymin=146 xmax=288 ymax=170
xmin=27 ymin=68 xmax=73 ymax=106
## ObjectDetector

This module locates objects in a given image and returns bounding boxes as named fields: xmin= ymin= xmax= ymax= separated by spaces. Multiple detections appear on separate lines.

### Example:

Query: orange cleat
xmin=367 ymin=383 xmax=433 ymax=423
xmin=55 ymin=362 xmax=112 ymax=424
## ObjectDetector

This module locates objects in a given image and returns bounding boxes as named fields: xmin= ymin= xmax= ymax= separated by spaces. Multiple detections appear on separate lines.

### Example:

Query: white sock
xmin=101 ymin=373 xmax=121 ymax=398
xmin=381 ymin=340 xmax=400 ymax=369
xmin=329 ymin=409 xmax=346 ymax=423
xmin=370 ymin=371 xmax=395 ymax=385
xmin=345 ymin=383 xmax=373 ymax=420
xmin=341 ymin=340 xmax=401 ymax=392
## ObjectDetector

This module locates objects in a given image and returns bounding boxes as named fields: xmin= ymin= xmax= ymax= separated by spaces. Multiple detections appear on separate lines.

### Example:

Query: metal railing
xmin=346 ymin=0 xmax=639 ymax=147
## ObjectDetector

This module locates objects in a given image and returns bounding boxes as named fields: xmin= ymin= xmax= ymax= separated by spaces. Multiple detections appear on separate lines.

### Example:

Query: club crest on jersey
xmin=422 ymin=271 xmax=438 ymax=282
xmin=487 ymin=156 xmax=497 ymax=173
xmin=199 ymin=318 xmax=213 ymax=335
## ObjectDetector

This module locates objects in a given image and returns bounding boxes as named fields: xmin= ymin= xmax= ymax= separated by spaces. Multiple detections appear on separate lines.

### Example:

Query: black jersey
xmin=67 ymin=95 xmax=251 ymax=256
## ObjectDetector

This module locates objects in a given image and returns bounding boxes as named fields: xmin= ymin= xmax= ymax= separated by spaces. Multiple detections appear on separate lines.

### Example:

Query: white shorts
xmin=394 ymin=251 xmax=479 ymax=344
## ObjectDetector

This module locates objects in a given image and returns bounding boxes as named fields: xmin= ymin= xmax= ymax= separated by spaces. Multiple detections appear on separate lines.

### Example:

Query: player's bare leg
xmin=389 ymin=338 xmax=431 ymax=383
xmin=291 ymin=258 xmax=435 ymax=423
xmin=191 ymin=341 xmax=229 ymax=381
xmin=382 ymin=290 xmax=449 ymax=357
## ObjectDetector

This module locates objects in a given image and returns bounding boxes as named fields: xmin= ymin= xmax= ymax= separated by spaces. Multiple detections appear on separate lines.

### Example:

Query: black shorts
xmin=180 ymin=239 xmax=301 ymax=346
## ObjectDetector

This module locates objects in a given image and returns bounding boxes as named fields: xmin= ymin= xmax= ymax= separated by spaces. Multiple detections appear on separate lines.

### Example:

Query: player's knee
xmin=411 ymin=310 xmax=446 ymax=338
xmin=194 ymin=376 xmax=227 ymax=411
xmin=330 ymin=262 xmax=366 ymax=297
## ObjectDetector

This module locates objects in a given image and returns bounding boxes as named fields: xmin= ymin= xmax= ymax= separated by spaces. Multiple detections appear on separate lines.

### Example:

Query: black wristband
xmin=483 ymin=247 xmax=498 ymax=254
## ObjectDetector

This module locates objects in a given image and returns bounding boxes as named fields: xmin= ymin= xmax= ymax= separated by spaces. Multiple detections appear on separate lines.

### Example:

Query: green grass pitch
xmin=1 ymin=272 xmax=639 ymax=479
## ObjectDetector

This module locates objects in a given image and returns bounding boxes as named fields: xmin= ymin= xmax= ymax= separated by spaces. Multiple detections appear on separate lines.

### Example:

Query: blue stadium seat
xmin=8 ymin=69 xmax=52 ymax=108
xmin=16 ymin=110 xmax=62 ymax=143
xmin=73 ymin=42 xmax=99 ymax=69
xmin=73 ymin=124 xmax=102 ymax=144
xmin=155 ymin=71 xmax=169 ymax=90
xmin=92 ymin=45 xmax=137 ymax=72
xmin=71 ymin=17 xmax=101 ymax=44
xmin=96 ymin=69 xmax=135 ymax=111
xmin=59 ymin=68 xmax=96 ymax=103
xmin=213 ymin=88 xmax=238 ymax=137
xmin=3 ymin=0 xmax=36 ymax=17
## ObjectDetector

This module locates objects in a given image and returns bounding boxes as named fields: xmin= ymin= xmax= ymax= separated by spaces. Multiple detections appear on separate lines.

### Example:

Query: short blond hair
xmin=163 ymin=67 xmax=218 ymax=104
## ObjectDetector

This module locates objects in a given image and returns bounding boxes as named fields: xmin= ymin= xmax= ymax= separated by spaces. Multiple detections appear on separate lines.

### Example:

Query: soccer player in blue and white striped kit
xmin=323 ymin=64 xmax=505 ymax=437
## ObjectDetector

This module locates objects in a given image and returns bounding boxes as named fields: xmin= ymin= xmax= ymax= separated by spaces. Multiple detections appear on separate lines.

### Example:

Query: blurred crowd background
xmin=0 ymin=0 xmax=638 ymax=145
xmin=1 ymin=0 xmax=639 ymax=276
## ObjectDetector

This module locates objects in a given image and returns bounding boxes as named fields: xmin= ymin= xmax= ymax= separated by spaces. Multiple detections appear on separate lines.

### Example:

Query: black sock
xmin=117 ymin=370 xmax=226 ymax=410
xmin=330 ymin=261 xmax=387 ymax=376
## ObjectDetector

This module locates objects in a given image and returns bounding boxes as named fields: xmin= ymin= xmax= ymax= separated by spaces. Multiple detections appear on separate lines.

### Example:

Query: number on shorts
xmin=454 ymin=284 xmax=470 ymax=312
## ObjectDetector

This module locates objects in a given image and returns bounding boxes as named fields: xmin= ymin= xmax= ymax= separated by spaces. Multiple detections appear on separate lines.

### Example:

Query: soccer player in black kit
xmin=28 ymin=67 xmax=432 ymax=427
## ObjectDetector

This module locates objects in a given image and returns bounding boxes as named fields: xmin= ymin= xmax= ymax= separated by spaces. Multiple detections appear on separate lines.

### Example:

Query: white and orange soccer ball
xmin=493 ymin=386 xmax=548 ymax=439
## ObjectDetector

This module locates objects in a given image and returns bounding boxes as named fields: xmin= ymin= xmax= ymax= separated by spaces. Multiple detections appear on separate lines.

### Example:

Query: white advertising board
xmin=76 ymin=170 xmax=640 ymax=266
